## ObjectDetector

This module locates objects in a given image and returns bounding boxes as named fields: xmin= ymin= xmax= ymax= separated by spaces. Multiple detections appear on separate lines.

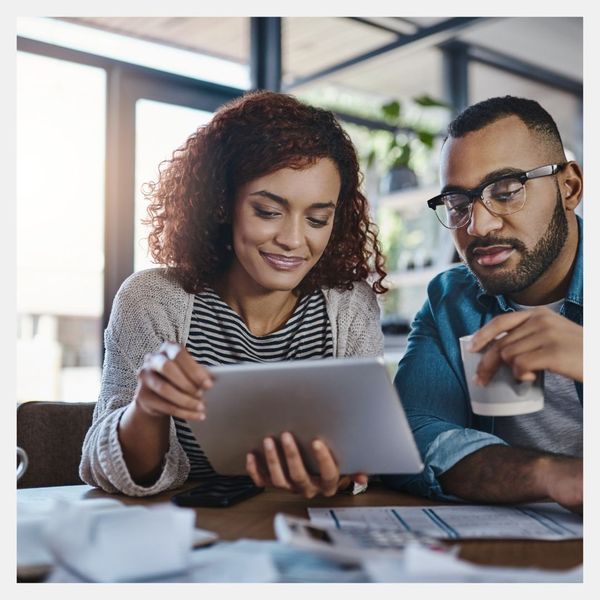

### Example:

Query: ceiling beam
xmin=466 ymin=43 xmax=583 ymax=96
xmin=345 ymin=17 xmax=416 ymax=36
xmin=284 ymin=16 xmax=494 ymax=91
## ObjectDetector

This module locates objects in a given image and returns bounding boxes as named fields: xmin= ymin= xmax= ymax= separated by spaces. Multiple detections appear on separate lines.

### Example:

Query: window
xmin=134 ymin=100 xmax=214 ymax=272
xmin=17 ymin=51 xmax=106 ymax=403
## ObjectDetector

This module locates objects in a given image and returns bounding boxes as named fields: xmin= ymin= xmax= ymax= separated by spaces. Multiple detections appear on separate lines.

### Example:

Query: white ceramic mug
xmin=17 ymin=446 xmax=29 ymax=481
xmin=459 ymin=334 xmax=544 ymax=416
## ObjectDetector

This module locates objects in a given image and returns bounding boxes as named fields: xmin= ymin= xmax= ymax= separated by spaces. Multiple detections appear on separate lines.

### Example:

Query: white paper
xmin=45 ymin=502 xmax=197 ymax=581
xmin=308 ymin=502 xmax=582 ymax=540
xmin=17 ymin=497 xmax=125 ymax=569
xmin=186 ymin=541 xmax=279 ymax=582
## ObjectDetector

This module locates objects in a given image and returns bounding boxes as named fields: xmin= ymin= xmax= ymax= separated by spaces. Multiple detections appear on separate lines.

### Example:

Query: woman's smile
xmin=260 ymin=251 xmax=307 ymax=271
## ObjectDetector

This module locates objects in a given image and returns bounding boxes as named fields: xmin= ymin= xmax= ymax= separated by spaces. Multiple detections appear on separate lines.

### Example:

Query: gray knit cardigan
xmin=79 ymin=268 xmax=384 ymax=496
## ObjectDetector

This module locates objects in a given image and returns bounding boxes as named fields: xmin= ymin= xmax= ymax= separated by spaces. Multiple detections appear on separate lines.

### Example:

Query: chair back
xmin=17 ymin=401 xmax=95 ymax=488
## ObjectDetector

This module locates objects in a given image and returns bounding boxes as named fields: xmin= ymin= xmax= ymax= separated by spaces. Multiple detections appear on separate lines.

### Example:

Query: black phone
xmin=171 ymin=475 xmax=265 ymax=508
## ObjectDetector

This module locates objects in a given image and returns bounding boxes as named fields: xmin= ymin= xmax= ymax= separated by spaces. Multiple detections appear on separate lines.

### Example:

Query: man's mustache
xmin=466 ymin=237 xmax=527 ymax=259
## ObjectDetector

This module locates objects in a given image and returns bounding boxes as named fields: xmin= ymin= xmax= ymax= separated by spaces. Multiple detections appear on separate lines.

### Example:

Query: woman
xmin=80 ymin=90 xmax=387 ymax=498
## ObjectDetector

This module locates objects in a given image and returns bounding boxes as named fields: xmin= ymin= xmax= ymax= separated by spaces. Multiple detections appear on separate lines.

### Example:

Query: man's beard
xmin=463 ymin=186 xmax=568 ymax=297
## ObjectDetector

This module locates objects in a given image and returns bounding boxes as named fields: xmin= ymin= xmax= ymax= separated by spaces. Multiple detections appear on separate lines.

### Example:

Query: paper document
xmin=308 ymin=502 xmax=582 ymax=540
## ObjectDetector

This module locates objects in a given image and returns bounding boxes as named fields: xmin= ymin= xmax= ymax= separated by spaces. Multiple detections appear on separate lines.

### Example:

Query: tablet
xmin=186 ymin=357 xmax=423 ymax=476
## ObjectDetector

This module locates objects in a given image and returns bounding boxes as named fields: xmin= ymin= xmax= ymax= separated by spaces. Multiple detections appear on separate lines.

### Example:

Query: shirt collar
xmin=476 ymin=215 xmax=583 ymax=310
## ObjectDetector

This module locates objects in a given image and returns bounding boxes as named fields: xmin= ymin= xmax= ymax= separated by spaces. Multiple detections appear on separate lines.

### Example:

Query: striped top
xmin=175 ymin=288 xmax=334 ymax=479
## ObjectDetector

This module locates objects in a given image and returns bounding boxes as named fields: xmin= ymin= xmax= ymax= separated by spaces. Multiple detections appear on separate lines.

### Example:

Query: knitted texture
xmin=80 ymin=268 xmax=384 ymax=496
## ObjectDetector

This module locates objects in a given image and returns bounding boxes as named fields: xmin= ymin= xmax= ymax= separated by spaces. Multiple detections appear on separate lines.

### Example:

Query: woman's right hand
xmin=134 ymin=342 xmax=214 ymax=421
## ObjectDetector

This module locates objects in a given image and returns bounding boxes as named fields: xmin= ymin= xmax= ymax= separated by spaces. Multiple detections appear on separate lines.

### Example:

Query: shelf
xmin=376 ymin=185 xmax=438 ymax=213
xmin=385 ymin=264 xmax=450 ymax=287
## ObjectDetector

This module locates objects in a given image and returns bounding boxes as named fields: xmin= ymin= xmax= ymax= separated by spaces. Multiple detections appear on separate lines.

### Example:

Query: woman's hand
xmin=245 ymin=431 xmax=368 ymax=498
xmin=134 ymin=342 xmax=214 ymax=421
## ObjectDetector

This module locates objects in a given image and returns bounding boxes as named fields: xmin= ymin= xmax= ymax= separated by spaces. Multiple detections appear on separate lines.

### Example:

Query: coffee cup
xmin=459 ymin=334 xmax=544 ymax=416
xmin=17 ymin=446 xmax=29 ymax=481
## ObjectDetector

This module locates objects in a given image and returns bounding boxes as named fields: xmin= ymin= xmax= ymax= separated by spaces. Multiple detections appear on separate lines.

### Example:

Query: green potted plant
xmin=367 ymin=95 xmax=449 ymax=194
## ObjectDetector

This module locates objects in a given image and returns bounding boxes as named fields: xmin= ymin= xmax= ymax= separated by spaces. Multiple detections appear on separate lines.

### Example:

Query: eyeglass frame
xmin=427 ymin=163 xmax=566 ymax=229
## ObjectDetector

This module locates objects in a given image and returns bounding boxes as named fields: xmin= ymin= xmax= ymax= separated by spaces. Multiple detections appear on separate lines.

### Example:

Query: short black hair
xmin=447 ymin=95 xmax=566 ymax=159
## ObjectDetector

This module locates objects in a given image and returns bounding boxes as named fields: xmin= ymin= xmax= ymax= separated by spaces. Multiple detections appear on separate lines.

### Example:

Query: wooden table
xmin=17 ymin=482 xmax=582 ymax=581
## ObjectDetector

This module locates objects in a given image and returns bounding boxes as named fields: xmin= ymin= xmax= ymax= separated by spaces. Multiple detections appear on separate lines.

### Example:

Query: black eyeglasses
xmin=427 ymin=163 xmax=566 ymax=229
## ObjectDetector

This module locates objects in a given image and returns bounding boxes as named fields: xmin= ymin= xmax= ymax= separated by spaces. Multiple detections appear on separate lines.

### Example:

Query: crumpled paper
xmin=41 ymin=501 xmax=196 ymax=582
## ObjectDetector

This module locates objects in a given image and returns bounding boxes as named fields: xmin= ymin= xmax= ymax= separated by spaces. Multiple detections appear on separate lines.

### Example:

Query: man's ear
xmin=561 ymin=161 xmax=583 ymax=211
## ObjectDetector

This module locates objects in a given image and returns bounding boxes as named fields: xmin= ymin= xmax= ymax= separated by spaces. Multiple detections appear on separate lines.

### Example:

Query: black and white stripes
xmin=174 ymin=288 xmax=333 ymax=479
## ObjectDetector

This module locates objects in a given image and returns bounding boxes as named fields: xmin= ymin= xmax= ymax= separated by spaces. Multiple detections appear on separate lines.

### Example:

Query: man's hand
xmin=537 ymin=455 xmax=583 ymax=514
xmin=468 ymin=308 xmax=583 ymax=384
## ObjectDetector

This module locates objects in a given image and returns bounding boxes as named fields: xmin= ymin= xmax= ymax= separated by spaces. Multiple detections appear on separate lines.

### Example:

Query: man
xmin=383 ymin=96 xmax=583 ymax=513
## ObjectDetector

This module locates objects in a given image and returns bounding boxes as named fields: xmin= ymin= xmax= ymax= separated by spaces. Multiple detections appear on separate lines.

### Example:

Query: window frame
xmin=17 ymin=36 xmax=244 ymax=336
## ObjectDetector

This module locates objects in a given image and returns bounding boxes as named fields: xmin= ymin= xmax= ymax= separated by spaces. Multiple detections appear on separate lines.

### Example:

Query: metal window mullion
xmin=103 ymin=65 xmax=136 ymax=335
xmin=441 ymin=41 xmax=469 ymax=116
xmin=250 ymin=17 xmax=282 ymax=91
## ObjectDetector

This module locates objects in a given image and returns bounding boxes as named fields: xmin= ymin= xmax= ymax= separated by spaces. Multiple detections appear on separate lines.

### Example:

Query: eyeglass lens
xmin=435 ymin=177 xmax=526 ymax=228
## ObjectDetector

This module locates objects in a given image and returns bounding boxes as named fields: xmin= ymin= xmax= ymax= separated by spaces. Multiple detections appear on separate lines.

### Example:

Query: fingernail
xmin=203 ymin=378 xmax=214 ymax=389
xmin=473 ymin=375 xmax=483 ymax=386
xmin=312 ymin=440 xmax=323 ymax=451
xmin=195 ymin=388 xmax=204 ymax=398
xmin=264 ymin=438 xmax=274 ymax=450
xmin=282 ymin=432 xmax=293 ymax=445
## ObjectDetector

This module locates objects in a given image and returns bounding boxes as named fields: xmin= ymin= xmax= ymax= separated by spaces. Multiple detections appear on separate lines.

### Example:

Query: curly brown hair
xmin=145 ymin=90 xmax=387 ymax=295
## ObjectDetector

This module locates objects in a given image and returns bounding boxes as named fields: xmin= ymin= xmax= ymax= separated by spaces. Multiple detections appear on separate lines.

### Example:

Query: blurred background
xmin=16 ymin=16 xmax=583 ymax=402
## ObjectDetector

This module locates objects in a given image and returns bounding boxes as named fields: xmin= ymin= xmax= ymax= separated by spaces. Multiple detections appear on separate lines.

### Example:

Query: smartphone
xmin=171 ymin=475 xmax=264 ymax=508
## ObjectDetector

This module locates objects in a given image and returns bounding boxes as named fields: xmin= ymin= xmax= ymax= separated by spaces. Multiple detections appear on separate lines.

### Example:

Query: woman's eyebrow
xmin=250 ymin=190 xmax=289 ymax=206
xmin=249 ymin=190 xmax=336 ymax=209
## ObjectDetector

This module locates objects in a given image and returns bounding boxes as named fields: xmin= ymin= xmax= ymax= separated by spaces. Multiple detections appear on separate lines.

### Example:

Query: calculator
xmin=274 ymin=513 xmax=450 ymax=565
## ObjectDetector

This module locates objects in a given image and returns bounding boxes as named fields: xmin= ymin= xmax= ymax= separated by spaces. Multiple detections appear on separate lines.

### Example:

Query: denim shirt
xmin=382 ymin=217 xmax=583 ymax=500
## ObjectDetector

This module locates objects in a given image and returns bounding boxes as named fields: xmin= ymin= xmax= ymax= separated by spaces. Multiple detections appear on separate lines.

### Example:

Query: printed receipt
xmin=308 ymin=502 xmax=582 ymax=540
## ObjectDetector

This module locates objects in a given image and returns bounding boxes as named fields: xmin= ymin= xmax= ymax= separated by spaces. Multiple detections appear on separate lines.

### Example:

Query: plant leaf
xmin=417 ymin=130 xmax=435 ymax=148
xmin=382 ymin=100 xmax=401 ymax=122
xmin=413 ymin=95 xmax=450 ymax=108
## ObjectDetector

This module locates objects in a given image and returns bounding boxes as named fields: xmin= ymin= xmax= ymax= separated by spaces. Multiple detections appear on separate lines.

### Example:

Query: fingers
xmin=263 ymin=437 xmax=294 ymax=491
xmin=310 ymin=439 xmax=340 ymax=497
xmin=141 ymin=367 xmax=205 ymax=409
xmin=137 ymin=386 xmax=205 ymax=421
xmin=145 ymin=352 xmax=201 ymax=396
xmin=472 ymin=309 xmax=583 ymax=384
xmin=280 ymin=433 xmax=314 ymax=496
xmin=352 ymin=473 xmax=369 ymax=486
xmin=135 ymin=343 xmax=213 ymax=420
xmin=476 ymin=335 xmax=540 ymax=384
xmin=158 ymin=342 xmax=214 ymax=391
xmin=256 ymin=434 xmax=342 ymax=498
xmin=469 ymin=311 xmax=533 ymax=352
xmin=246 ymin=452 xmax=268 ymax=488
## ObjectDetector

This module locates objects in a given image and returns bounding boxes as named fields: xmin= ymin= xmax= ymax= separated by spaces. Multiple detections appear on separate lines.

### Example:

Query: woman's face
xmin=229 ymin=157 xmax=341 ymax=294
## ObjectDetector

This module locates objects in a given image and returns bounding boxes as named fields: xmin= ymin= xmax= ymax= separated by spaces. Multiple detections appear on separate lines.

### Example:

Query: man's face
xmin=440 ymin=116 xmax=568 ymax=297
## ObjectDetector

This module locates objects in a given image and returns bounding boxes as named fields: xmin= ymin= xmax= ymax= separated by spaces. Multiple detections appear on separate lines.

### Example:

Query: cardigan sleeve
xmin=325 ymin=281 xmax=384 ymax=358
xmin=79 ymin=270 xmax=192 ymax=496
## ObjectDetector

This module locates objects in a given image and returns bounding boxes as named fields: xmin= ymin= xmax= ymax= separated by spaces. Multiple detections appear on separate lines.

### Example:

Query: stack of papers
xmin=18 ymin=497 xmax=217 ymax=582
xmin=308 ymin=502 xmax=583 ymax=540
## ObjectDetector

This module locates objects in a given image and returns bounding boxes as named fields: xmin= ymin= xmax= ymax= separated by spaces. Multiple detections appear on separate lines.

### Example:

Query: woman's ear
xmin=561 ymin=161 xmax=583 ymax=211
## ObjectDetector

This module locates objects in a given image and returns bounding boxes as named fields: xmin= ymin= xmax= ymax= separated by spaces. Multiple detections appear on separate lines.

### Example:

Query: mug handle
xmin=17 ymin=446 xmax=29 ymax=481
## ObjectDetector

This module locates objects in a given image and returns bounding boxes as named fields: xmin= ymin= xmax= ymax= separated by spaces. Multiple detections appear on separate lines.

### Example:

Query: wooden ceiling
xmin=55 ymin=17 xmax=582 ymax=105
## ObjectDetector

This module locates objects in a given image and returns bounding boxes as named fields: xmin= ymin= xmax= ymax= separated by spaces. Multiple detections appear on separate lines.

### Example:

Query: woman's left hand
xmin=246 ymin=432 xmax=368 ymax=498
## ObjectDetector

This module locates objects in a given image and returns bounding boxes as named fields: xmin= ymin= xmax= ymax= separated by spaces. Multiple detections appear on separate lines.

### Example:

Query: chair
xmin=17 ymin=401 xmax=95 ymax=488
